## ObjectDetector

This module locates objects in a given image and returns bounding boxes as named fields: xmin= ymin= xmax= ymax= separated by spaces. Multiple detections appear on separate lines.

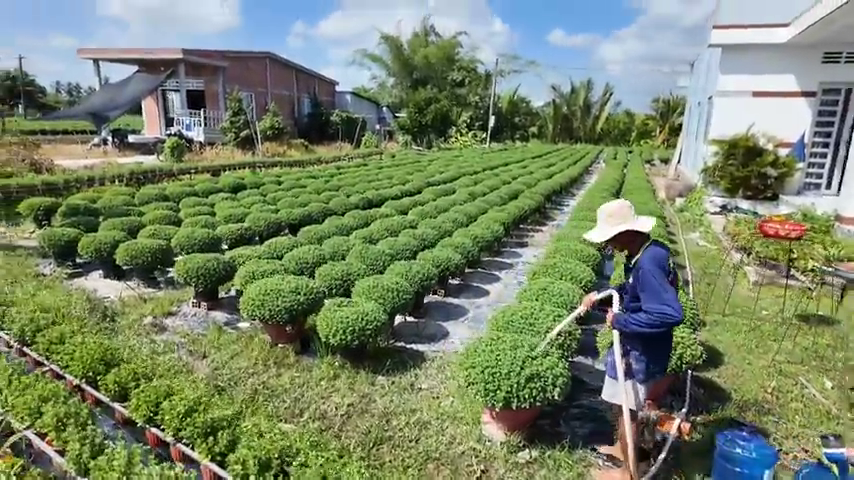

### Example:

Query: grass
xmin=1 ymin=115 xmax=143 ymax=134
xmin=670 ymin=200 xmax=852 ymax=476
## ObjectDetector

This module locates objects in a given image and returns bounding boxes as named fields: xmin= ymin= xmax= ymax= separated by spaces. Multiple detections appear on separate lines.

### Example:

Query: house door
xmin=804 ymin=85 xmax=854 ymax=193
xmin=162 ymin=89 xmax=181 ymax=130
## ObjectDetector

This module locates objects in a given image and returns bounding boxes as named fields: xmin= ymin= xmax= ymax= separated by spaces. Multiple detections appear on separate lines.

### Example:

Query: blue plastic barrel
xmin=794 ymin=463 xmax=839 ymax=480
xmin=712 ymin=427 xmax=779 ymax=480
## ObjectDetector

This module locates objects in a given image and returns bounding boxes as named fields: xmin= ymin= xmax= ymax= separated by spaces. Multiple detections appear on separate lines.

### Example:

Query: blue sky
xmin=1 ymin=0 xmax=716 ymax=110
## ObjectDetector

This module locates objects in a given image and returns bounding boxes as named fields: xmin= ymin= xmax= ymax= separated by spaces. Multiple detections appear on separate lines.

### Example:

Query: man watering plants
xmin=580 ymin=198 xmax=683 ymax=478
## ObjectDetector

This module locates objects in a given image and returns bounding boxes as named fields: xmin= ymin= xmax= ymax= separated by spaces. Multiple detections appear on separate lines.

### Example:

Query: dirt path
xmin=54 ymin=155 xmax=159 ymax=170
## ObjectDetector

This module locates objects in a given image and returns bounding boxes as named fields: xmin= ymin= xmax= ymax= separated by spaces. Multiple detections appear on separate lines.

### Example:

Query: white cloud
xmin=94 ymin=0 xmax=240 ymax=35
xmin=287 ymin=20 xmax=310 ymax=48
xmin=546 ymin=29 xmax=600 ymax=48
xmin=591 ymin=0 xmax=716 ymax=108
xmin=288 ymin=0 xmax=517 ymax=90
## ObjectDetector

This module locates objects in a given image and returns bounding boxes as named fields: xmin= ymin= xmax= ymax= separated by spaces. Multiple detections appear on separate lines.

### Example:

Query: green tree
xmin=539 ymin=78 xmax=616 ymax=144
xmin=649 ymin=93 xmax=686 ymax=148
xmin=492 ymin=85 xmax=539 ymax=142
xmin=0 ymin=70 xmax=48 ymax=113
xmin=257 ymin=102 xmax=289 ymax=142
xmin=221 ymin=90 xmax=255 ymax=151
xmin=298 ymin=93 xmax=333 ymax=144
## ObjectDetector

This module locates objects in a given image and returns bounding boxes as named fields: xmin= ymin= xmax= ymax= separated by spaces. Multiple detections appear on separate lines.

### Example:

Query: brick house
xmin=77 ymin=48 xmax=338 ymax=142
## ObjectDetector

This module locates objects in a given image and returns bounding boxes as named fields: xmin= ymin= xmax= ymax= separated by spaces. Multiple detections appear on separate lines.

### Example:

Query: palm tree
xmin=649 ymin=93 xmax=686 ymax=148
xmin=540 ymin=78 xmax=616 ymax=144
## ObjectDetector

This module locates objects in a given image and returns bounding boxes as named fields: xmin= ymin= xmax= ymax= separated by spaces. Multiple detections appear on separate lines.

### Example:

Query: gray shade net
xmin=43 ymin=69 xmax=172 ymax=130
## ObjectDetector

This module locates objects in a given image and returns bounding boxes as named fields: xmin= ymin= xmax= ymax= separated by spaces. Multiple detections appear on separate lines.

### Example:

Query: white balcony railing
xmin=172 ymin=109 xmax=224 ymax=142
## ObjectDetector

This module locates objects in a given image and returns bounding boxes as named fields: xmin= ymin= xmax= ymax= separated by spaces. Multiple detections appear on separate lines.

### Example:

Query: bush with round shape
xmin=99 ymin=216 xmax=144 ymax=238
xmin=77 ymin=230 xmax=131 ymax=277
xmin=181 ymin=206 xmax=216 ymax=220
xmin=314 ymin=261 xmax=370 ymax=298
xmin=436 ymin=236 xmax=480 ymax=265
xmin=56 ymin=201 xmax=101 ymax=221
xmin=165 ymin=185 xmax=196 ymax=203
xmin=138 ymin=225 xmax=180 ymax=242
xmin=142 ymin=210 xmax=183 ymax=227
xmin=101 ymin=206 xmax=144 ymax=219
xmin=315 ymin=298 xmax=389 ymax=352
xmin=399 ymin=228 xmax=441 ymax=250
xmin=416 ymin=247 xmax=465 ymax=281
xmin=139 ymin=201 xmax=180 ymax=214
xmin=115 ymin=239 xmax=173 ymax=276
xmin=174 ymin=253 xmax=237 ymax=301
xmin=171 ymin=228 xmax=222 ymax=256
xmin=135 ymin=188 xmax=169 ymax=206
xmin=549 ymin=242 xmax=602 ymax=267
xmin=56 ymin=216 xmax=100 ymax=233
xmin=250 ymin=204 xmax=278 ymax=215
xmin=225 ymin=245 xmax=271 ymax=267
xmin=196 ymin=182 xmax=223 ymax=198
xmin=66 ymin=192 xmax=101 ymax=204
xmin=528 ymin=257 xmax=596 ymax=292
xmin=281 ymin=245 xmax=328 ymax=277
xmin=233 ymin=259 xmax=290 ymax=291
xmin=376 ymin=236 xmax=420 ymax=262
xmin=219 ymin=177 xmax=247 ymax=194
xmin=182 ymin=215 xmax=220 ymax=230
xmin=385 ymin=260 xmax=437 ymax=313
xmin=679 ymin=289 xmax=703 ymax=331
xmin=457 ymin=333 xmax=569 ymax=410
xmin=262 ymin=236 xmax=302 ymax=260
xmin=37 ymin=227 xmax=84 ymax=263
xmin=216 ymin=207 xmax=251 ymax=225
xmin=246 ymin=212 xmax=288 ymax=242
xmin=179 ymin=197 xmax=212 ymax=210
xmin=240 ymin=275 xmax=323 ymax=338
xmin=351 ymin=274 xmax=412 ymax=318
xmin=96 ymin=195 xmax=135 ymax=210
xmin=17 ymin=197 xmax=62 ymax=228
xmin=346 ymin=243 xmax=393 ymax=276
xmin=321 ymin=236 xmax=357 ymax=261
xmin=216 ymin=223 xmax=255 ymax=248
xmin=489 ymin=303 xmax=580 ymax=357
xmin=667 ymin=324 xmax=706 ymax=373
xmin=517 ymin=279 xmax=584 ymax=312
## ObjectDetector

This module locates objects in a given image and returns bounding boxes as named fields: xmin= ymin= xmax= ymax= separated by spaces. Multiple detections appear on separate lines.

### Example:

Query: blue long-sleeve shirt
xmin=603 ymin=240 xmax=683 ymax=383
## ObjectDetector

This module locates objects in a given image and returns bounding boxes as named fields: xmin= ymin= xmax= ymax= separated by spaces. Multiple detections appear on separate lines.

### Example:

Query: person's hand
xmin=580 ymin=292 xmax=598 ymax=311
xmin=605 ymin=309 xmax=615 ymax=327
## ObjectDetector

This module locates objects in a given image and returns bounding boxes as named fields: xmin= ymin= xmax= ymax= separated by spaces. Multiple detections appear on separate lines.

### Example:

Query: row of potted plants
xmin=0 ymin=147 xmax=598 ymax=476
xmin=0 ymin=340 xmax=197 ymax=479
xmin=456 ymin=147 xmax=630 ymax=437
xmin=0 ymin=148 xmax=386 ymax=202
xmin=594 ymin=152 xmax=706 ymax=373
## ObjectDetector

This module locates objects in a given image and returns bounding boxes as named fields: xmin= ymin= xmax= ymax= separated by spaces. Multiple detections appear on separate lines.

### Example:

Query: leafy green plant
xmin=17 ymin=196 xmax=61 ymax=228
xmin=488 ymin=303 xmax=580 ymax=356
xmin=233 ymin=259 xmax=289 ymax=291
xmin=77 ymin=231 xmax=131 ymax=277
xmin=221 ymin=90 xmax=256 ymax=151
xmin=315 ymin=298 xmax=389 ymax=351
xmin=98 ymin=216 xmax=144 ymax=238
xmin=182 ymin=215 xmax=219 ymax=230
xmin=351 ymin=274 xmax=412 ymax=318
xmin=37 ymin=227 xmax=84 ymax=263
xmin=225 ymin=245 xmax=271 ymax=267
xmin=262 ymin=235 xmax=303 ymax=259
xmin=258 ymin=102 xmax=290 ymax=142
xmin=142 ymin=210 xmax=183 ymax=227
xmin=56 ymin=216 xmax=100 ymax=233
xmin=517 ymin=279 xmax=584 ymax=312
xmin=702 ymin=130 xmax=796 ymax=200
xmin=174 ymin=253 xmax=236 ymax=301
xmin=458 ymin=334 xmax=569 ymax=410
xmin=162 ymin=136 xmax=189 ymax=163
xmin=360 ymin=131 xmax=380 ymax=149
xmin=216 ymin=223 xmax=255 ymax=248
xmin=246 ymin=212 xmax=288 ymax=242
xmin=114 ymin=239 xmax=174 ymax=276
xmin=281 ymin=245 xmax=328 ymax=277
xmin=314 ymin=261 xmax=370 ymax=298
xmin=240 ymin=275 xmax=324 ymax=326
xmin=137 ymin=225 xmax=180 ymax=242
xmin=170 ymin=228 xmax=222 ymax=256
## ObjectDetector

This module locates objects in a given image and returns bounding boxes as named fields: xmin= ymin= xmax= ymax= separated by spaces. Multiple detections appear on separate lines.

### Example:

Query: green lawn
xmin=1 ymin=115 xmax=143 ymax=134
xmin=670 ymin=202 xmax=851 ymax=476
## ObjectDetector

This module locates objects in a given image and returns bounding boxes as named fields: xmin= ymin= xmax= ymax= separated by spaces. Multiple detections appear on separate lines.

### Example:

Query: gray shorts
xmin=600 ymin=375 xmax=651 ymax=411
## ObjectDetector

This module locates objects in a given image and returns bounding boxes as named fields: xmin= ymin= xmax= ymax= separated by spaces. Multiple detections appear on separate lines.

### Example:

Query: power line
xmin=17 ymin=55 xmax=26 ymax=118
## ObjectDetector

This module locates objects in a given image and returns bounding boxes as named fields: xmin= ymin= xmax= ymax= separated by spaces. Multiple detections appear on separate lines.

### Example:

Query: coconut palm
xmin=649 ymin=93 xmax=686 ymax=148
xmin=539 ymin=78 xmax=616 ymax=144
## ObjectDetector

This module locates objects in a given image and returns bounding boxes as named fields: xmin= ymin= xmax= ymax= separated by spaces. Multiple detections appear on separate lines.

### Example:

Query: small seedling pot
xmin=262 ymin=321 xmax=304 ymax=346
xmin=482 ymin=406 xmax=542 ymax=435
xmin=201 ymin=462 xmax=229 ymax=480
xmin=169 ymin=443 xmax=186 ymax=463
xmin=145 ymin=428 xmax=166 ymax=449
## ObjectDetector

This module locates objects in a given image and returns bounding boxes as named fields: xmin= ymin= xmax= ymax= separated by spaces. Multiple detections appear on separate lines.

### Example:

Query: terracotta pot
xmin=82 ymin=389 xmax=98 ymax=406
xmin=64 ymin=378 xmax=77 ymax=392
xmin=201 ymin=463 xmax=226 ymax=480
xmin=482 ymin=406 xmax=542 ymax=434
xmin=169 ymin=444 xmax=186 ymax=463
xmin=262 ymin=322 xmax=304 ymax=346
xmin=113 ymin=407 xmax=130 ymax=425
xmin=145 ymin=429 xmax=164 ymax=449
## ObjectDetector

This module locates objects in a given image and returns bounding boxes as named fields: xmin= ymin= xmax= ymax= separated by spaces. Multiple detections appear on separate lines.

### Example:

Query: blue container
xmin=712 ymin=427 xmax=779 ymax=480
xmin=794 ymin=463 xmax=839 ymax=480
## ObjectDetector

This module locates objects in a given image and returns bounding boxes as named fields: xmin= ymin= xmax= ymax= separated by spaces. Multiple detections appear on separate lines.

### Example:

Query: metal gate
xmin=804 ymin=85 xmax=854 ymax=194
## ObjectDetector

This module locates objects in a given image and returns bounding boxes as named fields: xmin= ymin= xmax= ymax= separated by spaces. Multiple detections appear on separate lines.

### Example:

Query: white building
xmin=681 ymin=0 xmax=854 ymax=226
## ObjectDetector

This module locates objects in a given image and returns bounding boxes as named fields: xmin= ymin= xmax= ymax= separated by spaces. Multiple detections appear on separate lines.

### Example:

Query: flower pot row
xmin=0 ymin=410 xmax=75 ymax=479
xmin=0 ymin=331 xmax=232 ymax=480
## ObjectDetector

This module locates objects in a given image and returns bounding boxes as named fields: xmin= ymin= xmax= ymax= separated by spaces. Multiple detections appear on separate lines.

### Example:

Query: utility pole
xmin=17 ymin=55 xmax=26 ymax=119
xmin=485 ymin=57 xmax=499 ymax=147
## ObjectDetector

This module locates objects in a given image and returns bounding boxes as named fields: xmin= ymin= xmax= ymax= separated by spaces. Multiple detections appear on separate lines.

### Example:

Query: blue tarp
xmin=789 ymin=131 xmax=807 ymax=163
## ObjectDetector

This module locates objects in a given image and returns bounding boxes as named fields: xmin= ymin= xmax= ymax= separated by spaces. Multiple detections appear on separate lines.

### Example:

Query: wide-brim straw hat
xmin=582 ymin=198 xmax=656 ymax=244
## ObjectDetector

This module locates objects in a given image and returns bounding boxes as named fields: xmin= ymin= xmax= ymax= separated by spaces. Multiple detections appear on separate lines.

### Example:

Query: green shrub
xmin=528 ymin=257 xmax=596 ymax=291
xmin=360 ymin=131 xmax=379 ymax=149
xmin=179 ymin=197 xmax=212 ymax=210
xmin=376 ymin=236 xmax=420 ymax=262
xmin=399 ymin=228 xmax=442 ymax=250
xmin=99 ymin=217 xmax=144 ymax=238
xmin=315 ymin=298 xmax=388 ymax=351
xmin=165 ymin=186 xmax=196 ymax=203
xmin=162 ymin=136 xmax=189 ymax=163
xmin=182 ymin=215 xmax=219 ymax=230
xmin=667 ymin=324 xmax=706 ymax=373
xmin=262 ymin=236 xmax=302 ymax=260
xmin=233 ymin=259 xmax=289 ymax=291
xmin=416 ymin=247 xmax=465 ymax=279
xmin=138 ymin=225 xmax=180 ymax=242
xmin=458 ymin=334 xmax=569 ymax=410
xmin=171 ymin=228 xmax=222 ymax=256
xmin=96 ymin=195 xmax=135 ymax=210
xmin=196 ymin=182 xmax=223 ymax=198
xmin=216 ymin=223 xmax=255 ymax=249
xmin=56 ymin=200 xmax=100 ymax=221
xmin=351 ymin=274 xmax=412 ymax=317
xmin=134 ymin=188 xmax=169 ymax=206
xmin=56 ymin=216 xmax=100 ymax=233
xmin=281 ymin=245 xmax=328 ymax=277
xmin=101 ymin=206 xmax=144 ymax=219
xmin=181 ymin=206 xmax=216 ymax=219
xmin=549 ymin=242 xmax=602 ymax=267
xmin=346 ymin=243 xmax=393 ymax=275
xmin=17 ymin=197 xmax=62 ymax=228
xmin=321 ymin=236 xmax=357 ymax=261
xmin=385 ymin=260 xmax=437 ymax=295
xmin=139 ymin=201 xmax=180 ymax=214
xmin=517 ymin=279 xmax=584 ymax=312
xmin=314 ymin=261 xmax=370 ymax=298
xmin=174 ymin=253 xmax=237 ymax=300
xmin=115 ymin=239 xmax=174 ymax=274
xmin=246 ymin=212 xmax=288 ymax=242
xmin=240 ymin=275 xmax=324 ymax=325
xmin=436 ymin=236 xmax=480 ymax=265
xmin=66 ymin=191 xmax=101 ymax=204
xmin=216 ymin=207 xmax=251 ymax=225
xmin=489 ymin=303 xmax=579 ymax=356
xmin=680 ymin=290 xmax=703 ymax=331
xmin=78 ymin=231 xmax=131 ymax=266
xmin=703 ymin=130 xmax=796 ymax=200
xmin=225 ymin=245 xmax=271 ymax=267
xmin=37 ymin=227 xmax=84 ymax=262
xmin=141 ymin=210 xmax=182 ymax=227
